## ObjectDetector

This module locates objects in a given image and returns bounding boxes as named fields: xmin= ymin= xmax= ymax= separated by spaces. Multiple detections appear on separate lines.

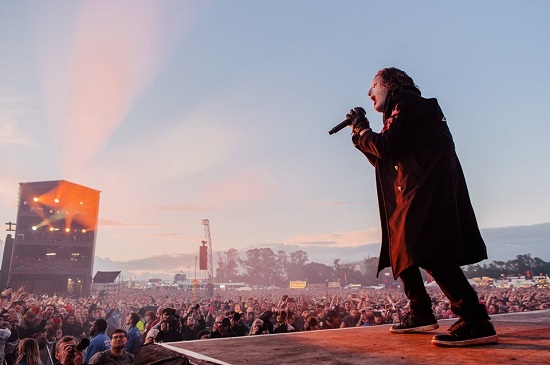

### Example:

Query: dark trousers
xmin=399 ymin=260 xmax=489 ymax=321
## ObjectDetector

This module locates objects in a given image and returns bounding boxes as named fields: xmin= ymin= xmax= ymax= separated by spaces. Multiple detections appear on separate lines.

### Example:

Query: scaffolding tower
xmin=202 ymin=219 xmax=214 ymax=296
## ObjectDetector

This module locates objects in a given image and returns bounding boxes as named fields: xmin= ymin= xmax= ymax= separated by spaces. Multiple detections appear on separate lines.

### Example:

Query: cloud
xmin=284 ymin=228 xmax=381 ymax=248
xmin=98 ymin=219 xmax=137 ymax=228
xmin=151 ymin=204 xmax=209 ymax=213
xmin=0 ymin=93 xmax=35 ymax=147
xmin=311 ymin=200 xmax=366 ymax=208
xmin=32 ymin=1 xmax=190 ymax=176
xmin=195 ymin=165 xmax=278 ymax=210
xmin=293 ymin=241 xmax=337 ymax=246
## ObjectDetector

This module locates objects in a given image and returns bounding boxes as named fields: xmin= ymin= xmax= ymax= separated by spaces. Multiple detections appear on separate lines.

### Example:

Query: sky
xmin=1 ymin=0 xmax=549 ymax=265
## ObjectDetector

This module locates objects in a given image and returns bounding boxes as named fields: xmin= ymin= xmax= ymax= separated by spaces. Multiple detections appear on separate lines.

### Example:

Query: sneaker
xmin=431 ymin=319 xmax=498 ymax=347
xmin=390 ymin=312 xmax=439 ymax=333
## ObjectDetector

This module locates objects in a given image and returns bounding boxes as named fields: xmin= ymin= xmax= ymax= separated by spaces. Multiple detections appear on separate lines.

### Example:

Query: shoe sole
xmin=431 ymin=335 xmax=498 ymax=347
xmin=390 ymin=323 xmax=439 ymax=333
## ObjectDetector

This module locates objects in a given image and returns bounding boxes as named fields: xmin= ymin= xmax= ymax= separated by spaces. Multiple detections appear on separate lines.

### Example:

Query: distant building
xmin=0 ymin=180 xmax=100 ymax=296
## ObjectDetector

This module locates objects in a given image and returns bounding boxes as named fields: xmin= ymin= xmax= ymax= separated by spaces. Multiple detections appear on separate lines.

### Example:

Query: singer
xmin=343 ymin=67 xmax=497 ymax=347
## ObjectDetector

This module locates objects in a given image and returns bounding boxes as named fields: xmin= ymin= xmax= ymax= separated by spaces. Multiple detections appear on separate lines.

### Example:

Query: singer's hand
xmin=346 ymin=107 xmax=370 ymax=135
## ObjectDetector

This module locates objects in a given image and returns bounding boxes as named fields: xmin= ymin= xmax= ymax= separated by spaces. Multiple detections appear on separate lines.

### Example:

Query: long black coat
xmin=354 ymin=85 xmax=487 ymax=278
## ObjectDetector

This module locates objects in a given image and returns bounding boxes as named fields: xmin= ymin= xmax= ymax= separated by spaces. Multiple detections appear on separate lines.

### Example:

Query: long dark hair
xmin=376 ymin=67 xmax=417 ymax=92
xmin=17 ymin=338 xmax=43 ymax=365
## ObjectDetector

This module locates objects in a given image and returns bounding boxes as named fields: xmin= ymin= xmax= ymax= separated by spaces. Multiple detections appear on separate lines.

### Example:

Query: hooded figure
xmin=347 ymin=67 xmax=497 ymax=347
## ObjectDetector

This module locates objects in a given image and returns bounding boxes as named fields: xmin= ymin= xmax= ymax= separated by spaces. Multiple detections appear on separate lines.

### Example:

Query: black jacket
xmin=355 ymin=85 xmax=487 ymax=278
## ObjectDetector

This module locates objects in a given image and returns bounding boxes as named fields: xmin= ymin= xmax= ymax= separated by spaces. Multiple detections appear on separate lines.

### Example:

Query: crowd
xmin=0 ymin=283 xmax=548 ymax=364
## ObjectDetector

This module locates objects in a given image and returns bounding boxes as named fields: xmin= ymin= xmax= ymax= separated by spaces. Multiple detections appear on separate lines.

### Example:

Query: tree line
xmin=463 ymin=254 xmax=550 ymax=279
xmin=176 ymin=249 xmax=550 ymax=287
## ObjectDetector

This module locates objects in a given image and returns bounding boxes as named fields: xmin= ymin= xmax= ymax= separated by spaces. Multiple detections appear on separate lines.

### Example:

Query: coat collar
xmin=383 ymin=85 xmax=421 ymax=122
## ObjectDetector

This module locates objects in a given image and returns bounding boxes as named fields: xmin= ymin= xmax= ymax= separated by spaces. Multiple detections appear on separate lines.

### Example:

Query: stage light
xmin=71 ymin=253 xmax=80 ymax=256
xmin=54 ymin=198 xmax=59 ymax=203
xmin=49 ymin=227 xmax=55 ymax=232
xmin=65 ymin=228 xmax=71 ymax=233
xmin=32 ymin=226 xmax=37 ymax=231
xmin=46 ymin=252 xmax=56 ymax=256
xmin=81 ymin=229 xmax=87 ymax=233
xmin=33 ymin=197 xmax=39 ymax=202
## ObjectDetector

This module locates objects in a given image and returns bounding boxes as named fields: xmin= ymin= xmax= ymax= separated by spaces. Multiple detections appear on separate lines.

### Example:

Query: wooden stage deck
xmin=163 ymin=309 xmax=550 ymax=365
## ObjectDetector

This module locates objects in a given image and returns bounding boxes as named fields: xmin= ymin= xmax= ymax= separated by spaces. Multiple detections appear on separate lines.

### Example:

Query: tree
xmin=363 ymin=256 xmax=380 ymax=285
xmin=338 ymin=263 xmax=364 ymax=285
xmin=509 ymin=254 xmax=535 ymax=277
xmin=333 ymin=258 xmax=340 ymax=270
xmin=216 ymin=248 xmax=240 ymax=282
xmin=240 ymin=248 xmax=277 ymax=286
xmin=303 ymin=262 xmax=336 ymax=284
xmin=288 ymin=250 xmax=309 ymax=281
xmin=290 ymin=250 xmax=309 ymax=266
xmin=273 ymin=250 xmax=289 ymax=287
xmin=173 ymin=273 xmax=187 ymax=283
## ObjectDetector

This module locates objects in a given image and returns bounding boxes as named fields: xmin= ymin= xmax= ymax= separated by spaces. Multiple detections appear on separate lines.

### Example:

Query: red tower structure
xmin=1 ymin=180 xmax=100 ymax=297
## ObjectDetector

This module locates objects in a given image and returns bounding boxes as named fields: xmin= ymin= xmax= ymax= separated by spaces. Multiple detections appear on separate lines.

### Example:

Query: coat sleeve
xmin=354 ymin=91 xmax=422 ymax=160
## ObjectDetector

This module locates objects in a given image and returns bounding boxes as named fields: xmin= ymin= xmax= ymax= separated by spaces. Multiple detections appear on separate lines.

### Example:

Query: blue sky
xmin=1 ymin=0 xmax=549 ymax=263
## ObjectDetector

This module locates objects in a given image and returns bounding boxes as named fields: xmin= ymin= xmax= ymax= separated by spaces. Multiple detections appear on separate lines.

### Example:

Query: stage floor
xmin=163 ymin=309 xmax=550 ymax=365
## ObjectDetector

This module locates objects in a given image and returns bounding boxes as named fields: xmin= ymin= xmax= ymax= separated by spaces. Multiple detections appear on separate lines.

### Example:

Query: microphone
xmin=328 ymin=118 xmax=351 ymax=135
xmin=329 ymin=107 xmax=366 ymax=135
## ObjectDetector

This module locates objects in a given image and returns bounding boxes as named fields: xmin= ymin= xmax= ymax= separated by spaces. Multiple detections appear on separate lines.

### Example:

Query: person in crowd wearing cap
xmin=85 ymin=319 xmax=110 ymax=364
xmin=88 ymin=329 xmax=134 ymax=365
xmin=322 ymin=310 xmax=341 ymax=330
xmin=123 ymin=312 xmax=141 ymax=355
xmin=314 ymin=305 xmax=327 ymax=329
xmin=196 ymin=329 xmax=211 ymax=340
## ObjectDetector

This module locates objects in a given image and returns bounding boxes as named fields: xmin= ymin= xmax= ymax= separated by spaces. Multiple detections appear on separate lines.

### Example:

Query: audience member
xmin=88 ymin=329 xmax=134 ymax=365
xmin=16 ymin=338 xmax=43 ymax=365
